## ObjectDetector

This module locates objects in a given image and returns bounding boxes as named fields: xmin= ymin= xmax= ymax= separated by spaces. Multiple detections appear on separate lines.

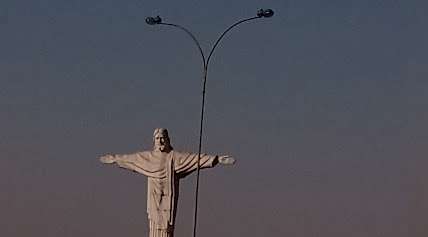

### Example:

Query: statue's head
xmin=153 ymin=128 xmax=173 ymax=152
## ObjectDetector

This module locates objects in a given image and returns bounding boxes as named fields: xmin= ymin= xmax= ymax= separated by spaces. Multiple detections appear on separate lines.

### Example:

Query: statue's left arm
xmin=174 ymin=152 xmax=235 ymax=176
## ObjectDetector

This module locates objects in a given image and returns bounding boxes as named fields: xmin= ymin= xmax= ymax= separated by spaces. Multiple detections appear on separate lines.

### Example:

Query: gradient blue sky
xmin=1 ymin=0 xmax=427 ymax=236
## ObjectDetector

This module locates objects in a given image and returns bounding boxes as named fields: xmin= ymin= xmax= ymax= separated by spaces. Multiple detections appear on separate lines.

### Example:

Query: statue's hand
xmin=99 ymin=154 xmax=116 ymax=164
xmin=218 ymin=155 xmax=236 ymax=165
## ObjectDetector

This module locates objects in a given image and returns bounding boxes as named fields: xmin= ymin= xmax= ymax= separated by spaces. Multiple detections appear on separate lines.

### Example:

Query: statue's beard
xmin=156 ymin=145 xmax=169 ymax=152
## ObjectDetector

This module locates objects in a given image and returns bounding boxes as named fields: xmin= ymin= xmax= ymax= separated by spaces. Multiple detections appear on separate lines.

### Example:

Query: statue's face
xmin=154 ymin=133 xmax=170 ymax=152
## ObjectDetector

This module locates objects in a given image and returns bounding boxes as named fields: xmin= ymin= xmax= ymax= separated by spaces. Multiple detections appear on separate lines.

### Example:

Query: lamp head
xmin=257 ymin=9 xmax=274 ymax=18
xmin=146 ymin=16 xmax=162 ymax=25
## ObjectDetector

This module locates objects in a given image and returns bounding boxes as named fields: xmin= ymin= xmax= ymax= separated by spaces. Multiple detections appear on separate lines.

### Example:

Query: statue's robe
xmin=112 ymin=150 xmax=218 ymax=236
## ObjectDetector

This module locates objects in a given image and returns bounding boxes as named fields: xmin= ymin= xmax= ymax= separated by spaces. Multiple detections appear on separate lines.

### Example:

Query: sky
xmin=1 ymin=0 xmax=427 ymax=236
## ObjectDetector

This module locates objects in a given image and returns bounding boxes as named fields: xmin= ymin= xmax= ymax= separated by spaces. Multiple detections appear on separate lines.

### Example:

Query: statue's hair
xmin=153 ymin=128 xmax=169 ymax=138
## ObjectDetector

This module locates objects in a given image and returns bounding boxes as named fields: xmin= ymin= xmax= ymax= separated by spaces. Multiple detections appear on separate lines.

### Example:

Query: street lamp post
xmin=146 ymin=9 xmax=274 ymax=237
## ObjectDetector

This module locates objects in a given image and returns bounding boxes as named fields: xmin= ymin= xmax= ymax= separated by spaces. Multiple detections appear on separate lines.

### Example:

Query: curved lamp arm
xmin=159 ymin=23 xmax=206 ymax=69
xmin=146 ymin=16 xmax=206 ymax=69
xmin=206 ymin=9 xmax=274 ymax=69
xmin=206 ymin=16 xmax=259 ymax=69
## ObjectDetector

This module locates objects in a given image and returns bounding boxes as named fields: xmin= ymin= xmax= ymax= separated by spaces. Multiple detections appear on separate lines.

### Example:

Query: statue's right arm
xmin=99 ymin=152 xmax=165 ymax=178
xmin=99 ymin=153 xmax=138 ymax=164
xmin=99 ymin=153 xmax=141 ymax=171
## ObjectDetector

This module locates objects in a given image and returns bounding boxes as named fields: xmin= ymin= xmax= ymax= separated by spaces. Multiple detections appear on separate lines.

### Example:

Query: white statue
xmin=99 ymin=128 xmax=235 ymax=237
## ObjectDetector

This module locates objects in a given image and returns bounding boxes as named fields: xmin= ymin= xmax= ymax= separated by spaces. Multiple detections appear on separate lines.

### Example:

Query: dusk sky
xmin=1 ymin=0 xmax=427 ymax=236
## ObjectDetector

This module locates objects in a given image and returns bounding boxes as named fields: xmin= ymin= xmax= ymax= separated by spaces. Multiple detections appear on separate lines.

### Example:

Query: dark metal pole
xmin=193 ymin=14 xmax=271 ymax=237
